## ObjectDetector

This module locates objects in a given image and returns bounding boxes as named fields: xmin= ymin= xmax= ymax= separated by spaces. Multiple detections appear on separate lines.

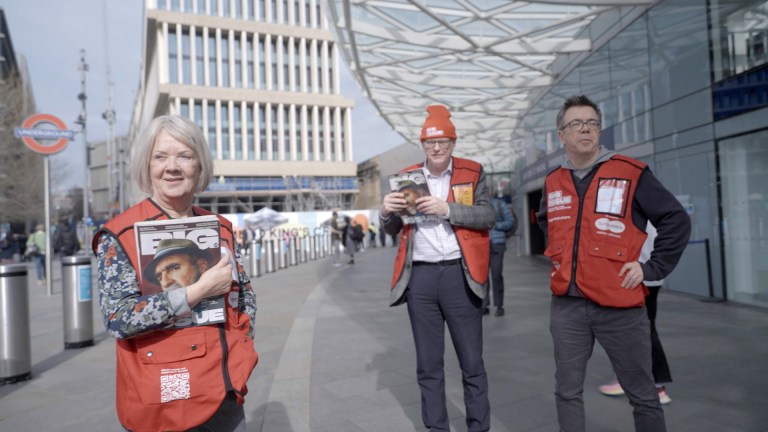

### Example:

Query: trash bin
xmin=61 ymin=255 xmax=94 ymax=349
xmin=0 ymin=263 xmax=31 ymax=384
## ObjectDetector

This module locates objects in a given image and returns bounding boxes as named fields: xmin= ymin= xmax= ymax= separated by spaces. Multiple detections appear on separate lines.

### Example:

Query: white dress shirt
xmin=412 ymin=160 xmax=462 ymax=262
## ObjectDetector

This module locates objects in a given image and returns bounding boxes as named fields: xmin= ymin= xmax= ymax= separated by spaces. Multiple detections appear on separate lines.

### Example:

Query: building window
xmin=711 ymin=1 xmax=768 ymax=81
xmin=208 ymin=34 xmax=218 ymax=86
xmin=318 ymin=114 xmax=324 ymax=161
xmin=194 ymin=102 xmax=203 ymax=130
xmin=295 ymin=107 xmax=302 ymax=160
xmin=719 ymin=129 xmax=768 ymax=308
xmin=221 ymin=104 xmax=230 ymax=159
xmin=294 ymin=40 xmax=300 ymax=91
xmin=284 ymin=105 xmax=291 ymax=159
xmin=221 ymin=34 xmax=230 ymax=87
xmin=168 ymin=28 xmax=178 ymax=84
xmin=271 ymin=105 xmax=279 ymax=160
xmin=307 ymin=110 xmax=314 ymax=161
xmin=259 ymin=37 xmax=266 ymax=89
xmin=283 ymin=40 xmax=289 ymax=90
xmin=259 ymin=104 xmax=267 ymax=160
xmin=234 ymin=0 xmax=242 ymax=18
xmin=222 ymin=0 xmax=230 ymax=17
xmin=181 ymin=29 xmax=191 ymax=84
xmin=234 ymin=104 xmax=242 ymax=159
xmin=246 ymin=104 xmax=255 ymax=160
xmin=271 ymin=38 xmax=278 ymax=89
xmin=234 ymin=35 xmax=242 ymax=87
xmin=180 ymin=100 xmax=189 ymax=118
xmin=207 ymin=103 xmax=217 ymax=158
xmin=209 ymin=0 xmax=218 ymax=16
xmin=246 ymin=36 xmax=254 ymax=88
xmin=195 ymin=31 xmax=204 ymax=85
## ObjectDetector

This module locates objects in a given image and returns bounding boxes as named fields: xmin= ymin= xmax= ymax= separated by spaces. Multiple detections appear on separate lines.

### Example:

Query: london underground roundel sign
xmin=14 ymin=113 xmax=75 ymax=155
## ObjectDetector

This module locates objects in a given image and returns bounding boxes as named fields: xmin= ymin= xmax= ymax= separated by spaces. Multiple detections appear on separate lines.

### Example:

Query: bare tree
xmin=0 ymin=75 xmax=44 ymax=225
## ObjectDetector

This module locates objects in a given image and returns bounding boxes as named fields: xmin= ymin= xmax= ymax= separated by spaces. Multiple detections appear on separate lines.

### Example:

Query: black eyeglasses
xmin=422 ymin=139 xmax=454 ymax=149
xmin=560 ymin=119 xmax=601 ymax=131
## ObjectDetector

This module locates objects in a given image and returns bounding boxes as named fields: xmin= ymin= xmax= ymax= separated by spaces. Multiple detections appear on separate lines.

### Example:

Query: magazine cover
xmin=388 ymin=168 xmax=439 ymax=224
xmin=134 ymin=215 xmax=226 ymax=328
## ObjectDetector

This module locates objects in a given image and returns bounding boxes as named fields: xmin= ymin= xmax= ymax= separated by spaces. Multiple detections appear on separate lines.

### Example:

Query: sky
xmin=0 ymin=0 xmax=404 ymax=190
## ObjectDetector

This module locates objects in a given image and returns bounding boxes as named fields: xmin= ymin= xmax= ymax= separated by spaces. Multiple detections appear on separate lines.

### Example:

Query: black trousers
xmin=405 ymin=261 xmax=490 ymax=432
xmin=645 ymin=286 xmax=672 ymax=384
xmin=483 ymin=243 xmax=506 ymax=308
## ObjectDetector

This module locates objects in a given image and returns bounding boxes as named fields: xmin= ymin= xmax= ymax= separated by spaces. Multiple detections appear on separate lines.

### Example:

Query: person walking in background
xmin=91 ymin=115 xmax=258 ymax=432
xmin=53 ymin=220 xmax=81 ymax=257
xmin=26 ymin=224 xmax=46 ymax=284
xmin=599 ymin=223 xmax=673 ymax=404
xmin=380 ymin=105 xmax=495 ymax=432
xmin=379 ymin=223 xmax=387 ymax=247
xmin=345 ymin=218 xmax=358 ymax=264
xmin=538 ymin=95 xmax=690 ymax=432
xmin=0 ymin=231 xmax=18 ymax=264
xmin=482 ymin=189 xmax=516 ymax=317
xmin=368 ymin=222 xmax=378 ymax=248
xmin=330 ymin=211 xmax=346 ymax=267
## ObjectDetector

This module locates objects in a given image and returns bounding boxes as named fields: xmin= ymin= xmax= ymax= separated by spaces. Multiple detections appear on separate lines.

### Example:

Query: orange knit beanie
xmin=420 ymin=105 xmax=456 ymax=141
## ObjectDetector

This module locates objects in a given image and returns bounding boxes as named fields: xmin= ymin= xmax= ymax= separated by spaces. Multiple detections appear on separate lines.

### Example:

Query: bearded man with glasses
xmin=380 ymin=105 xmax=496 ymax=432
xmin=537 ymin=95 xmax=691 ymax=432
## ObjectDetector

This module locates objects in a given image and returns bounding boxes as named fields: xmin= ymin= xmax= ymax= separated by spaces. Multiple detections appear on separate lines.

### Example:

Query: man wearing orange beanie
xmin=380 ymin=105 xmax=496 ymax=431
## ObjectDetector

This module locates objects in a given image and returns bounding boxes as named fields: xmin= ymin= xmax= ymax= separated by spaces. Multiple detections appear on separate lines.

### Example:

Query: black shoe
xmin=495 ymin=307 xmax=505 ymax=317
xmin=482 ymin=307 xmax=490 ymax=315
xmin=347 ymin=258 xmax=354 ymax=264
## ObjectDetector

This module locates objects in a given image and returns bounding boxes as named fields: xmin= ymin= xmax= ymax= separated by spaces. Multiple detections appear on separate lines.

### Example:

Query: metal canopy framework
xmin=326 ymin=0 xmax=655 ymax=171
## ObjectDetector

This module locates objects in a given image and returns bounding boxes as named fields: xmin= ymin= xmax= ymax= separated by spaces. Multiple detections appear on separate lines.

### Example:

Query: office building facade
xmin=130 ymin=0 xmax=357 ymax=213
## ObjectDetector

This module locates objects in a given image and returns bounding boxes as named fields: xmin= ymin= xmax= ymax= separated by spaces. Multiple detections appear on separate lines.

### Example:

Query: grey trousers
xmin=550 ymin=295 xmax=665 ymax=432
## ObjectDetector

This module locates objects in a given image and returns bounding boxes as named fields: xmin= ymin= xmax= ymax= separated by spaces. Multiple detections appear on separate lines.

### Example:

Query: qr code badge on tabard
xmin=160 ymin=367 xmax=191 ymax=403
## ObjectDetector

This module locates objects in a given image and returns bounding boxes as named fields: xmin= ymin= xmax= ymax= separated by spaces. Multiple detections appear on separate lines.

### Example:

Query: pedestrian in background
xmin=381 ymin=105 xmax=495 ymax=432
xmin=538 ymin=95 xmax=690 ymax=432
xmin=483 ymin=188 xmax=516 ymax=317
xmin=26 ymin=224 xmax=46 ymax=284
xmin=330 ymin=211 xmax=346 ymax=267
xmin=599 ymin=222 xmax=673 ymax=405
xmin=368 ymin=222 xmax=378 ymax=248
xmin=53 ymin=220 xmax=81 ymax=257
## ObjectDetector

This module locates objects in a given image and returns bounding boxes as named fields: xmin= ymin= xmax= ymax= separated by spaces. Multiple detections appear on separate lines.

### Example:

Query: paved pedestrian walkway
xmin=1 ymin=246 xmax=767 ymax=431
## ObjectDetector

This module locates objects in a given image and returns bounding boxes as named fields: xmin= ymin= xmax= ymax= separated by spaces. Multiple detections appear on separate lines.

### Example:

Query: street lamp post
xmin=75 ymin=49 xmax=91 ymax=245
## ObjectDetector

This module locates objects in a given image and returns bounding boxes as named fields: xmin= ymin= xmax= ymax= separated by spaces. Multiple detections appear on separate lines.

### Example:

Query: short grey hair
xmin=555 ymin=95 xmax=602 ymax=130
xmin=132 ymin=115 xmax=213 ymax=195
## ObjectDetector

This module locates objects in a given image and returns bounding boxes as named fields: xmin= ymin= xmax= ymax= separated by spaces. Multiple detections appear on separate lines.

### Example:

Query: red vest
xmin=390 ymin=158 xmax=490 ymax=305
xmin=93 ymin=199 xmax=258 ymax=432
xmin=544 ymin=155 xmax=648 ymax=308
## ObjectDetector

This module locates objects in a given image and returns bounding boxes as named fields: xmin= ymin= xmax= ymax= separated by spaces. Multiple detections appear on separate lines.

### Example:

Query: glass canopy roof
xmin=326 ymin=0 xmax=655 ymax=171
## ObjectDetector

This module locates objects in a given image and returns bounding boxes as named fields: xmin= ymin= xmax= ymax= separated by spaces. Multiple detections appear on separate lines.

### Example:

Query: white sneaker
xmin=657 ymin=387 xmax=671 ymax=404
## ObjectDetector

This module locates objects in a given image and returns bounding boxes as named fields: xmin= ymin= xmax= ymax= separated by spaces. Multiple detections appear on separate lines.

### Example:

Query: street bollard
xmin=300 ymin=236 xmax=308 ymax=263
xmin=319 ymin=234 xmax=326 ymax=258
xmin=0 ymin=263 xmax=31 ymax=384
xmin=61 ymin=255 xmax=94 ymax=349
xmin=249 ymin=240 xmax=261 ymax=278
xmin=288 ymin=237 xmax=297 ymax=266
xmin=309 ymin=236 xmax=317 ymax=260
xmin=264 ymin=240 xmax=274 ymax=273
xmin=278 ymin=239 xmax=287 ymax=269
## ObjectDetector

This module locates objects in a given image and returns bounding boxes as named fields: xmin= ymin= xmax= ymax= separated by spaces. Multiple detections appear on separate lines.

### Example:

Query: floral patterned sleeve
xmin=97 ymin=233 xmax=182 ymax=339
xmin=234 ymin=239 xmax=257 ymax=339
